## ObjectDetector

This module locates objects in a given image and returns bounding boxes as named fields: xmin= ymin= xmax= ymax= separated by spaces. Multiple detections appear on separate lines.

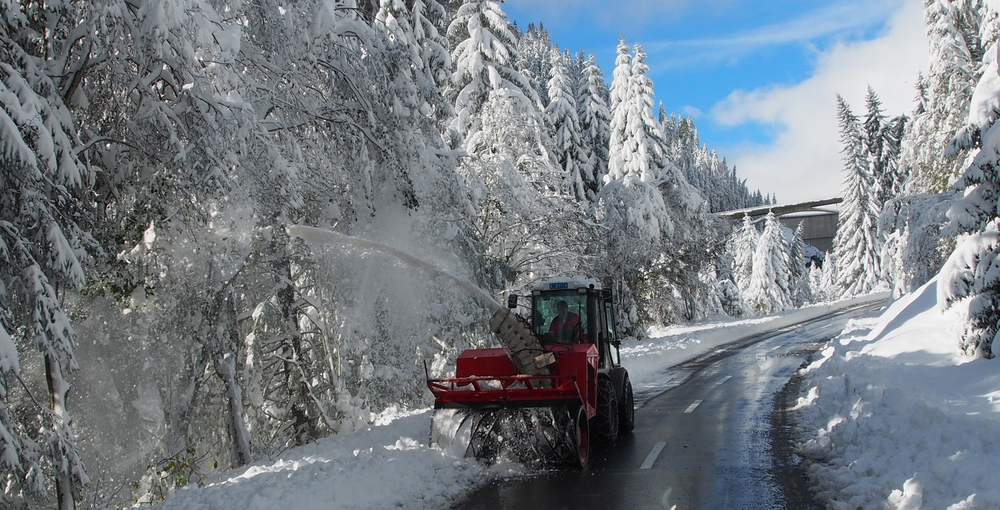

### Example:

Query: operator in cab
xmin=549 ymin=300 xmax=585 ymax=344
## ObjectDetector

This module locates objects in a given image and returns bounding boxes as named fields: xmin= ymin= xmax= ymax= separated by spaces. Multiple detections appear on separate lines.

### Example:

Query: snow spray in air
xmin=287 ymin=225 xmax=550 ymax=376
xmin=286 ymin=225 xmax=504 ymax=313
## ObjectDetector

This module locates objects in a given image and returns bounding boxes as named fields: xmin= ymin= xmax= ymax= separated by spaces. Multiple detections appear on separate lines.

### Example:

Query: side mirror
xmin=507 ymin=294 xmax=518 ymax=309
xmin=601 ymin=289 xmax=612 ymax=300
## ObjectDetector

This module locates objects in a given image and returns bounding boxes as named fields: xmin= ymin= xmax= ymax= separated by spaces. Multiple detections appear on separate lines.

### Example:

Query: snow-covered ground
xmin=147 ymin=287 xmax=1000 ymax=510
xmin=792 ymin=278 xmax=1000 ymax=509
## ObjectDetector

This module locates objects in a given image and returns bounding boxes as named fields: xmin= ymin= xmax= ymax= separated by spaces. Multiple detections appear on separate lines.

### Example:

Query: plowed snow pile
xmin=791 ymin=277 xmax=1000 ymax=509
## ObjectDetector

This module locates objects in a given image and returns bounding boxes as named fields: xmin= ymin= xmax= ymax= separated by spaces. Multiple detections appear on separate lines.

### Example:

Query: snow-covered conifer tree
xmin=789 ymin=222 xmax=813 ymax=306
xmin=746 ymin=213 xmax=792 ymax=315
xmin=607 ymin=38 xmax=632 ymax=182
xmin=864 ymin=87 xmax=891 ymax=205
xmin=729 ymin=215 xmax=760 ymax=293
xmin=884 ymin=114 xmax=908 ymax=200
xmin=577 ymin=54 xmax=610 ymax=196
xmin=863 ymin=87 xmax=907 ymax=209
xmin=514 ymin=23 xmax=554 ymax=107
xmin=546 ymin=50 xmax=587 ymax=200
xmin=938 ymin=37 xmax=1000 ymax=358
xmin=411 ymin=0 xmax=453 ymax=123
xmin=0 ymin=2 xmax=94 ymax=506
xmin=608 ymin=42 xmax=666 ymax=182
xmin=447 ymin=0 xmax=537 ymax=146
xmin=834 ymin=95 xmax=884 ymax=296
xmin=717 ymin=277 xmax=748 ymax=318
xmin=817 ymin=251 xmax=838 ymax=300
xmin=630 ymin=44 xmax=669 ymax=180
xmin=902 ymin=0 xmax=982 ymax=192
xmin=609 ymin=38 xmax=631 ymax=114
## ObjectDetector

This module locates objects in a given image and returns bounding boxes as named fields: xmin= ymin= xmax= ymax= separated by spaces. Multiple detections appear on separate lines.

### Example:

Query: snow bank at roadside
xmin=150 ymin=409 xmax=521 ymax=510
xmin=792 ymin=277 xmax=1000 ymax=509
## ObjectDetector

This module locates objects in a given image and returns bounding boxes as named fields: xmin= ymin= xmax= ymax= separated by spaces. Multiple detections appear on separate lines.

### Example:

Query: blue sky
xmin=502 ymin=0 xmax=929 ymax=204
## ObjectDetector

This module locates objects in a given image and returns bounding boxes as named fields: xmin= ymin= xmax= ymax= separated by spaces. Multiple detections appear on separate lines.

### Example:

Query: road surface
xmin=453 ymin=302 xmax=883 ymax=510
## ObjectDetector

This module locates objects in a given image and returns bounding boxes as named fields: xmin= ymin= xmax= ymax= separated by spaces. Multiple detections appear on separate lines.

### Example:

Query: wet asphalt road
xmin=452 ymin=302 xmax=884 ymax=510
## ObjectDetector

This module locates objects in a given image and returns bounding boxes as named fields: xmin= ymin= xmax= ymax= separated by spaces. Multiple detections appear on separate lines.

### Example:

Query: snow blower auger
xmin=426 ymin=278 xmax=635 ymax=468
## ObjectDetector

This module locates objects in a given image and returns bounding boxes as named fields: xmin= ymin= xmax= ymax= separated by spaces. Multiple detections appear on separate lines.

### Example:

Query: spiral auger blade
xmin=489 ymin=309 xmax=555 ymax=377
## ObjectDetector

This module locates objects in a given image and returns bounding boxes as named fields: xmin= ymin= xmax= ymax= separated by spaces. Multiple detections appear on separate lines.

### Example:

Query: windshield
xmin=533 ymin=290 xmax=588 ymax=344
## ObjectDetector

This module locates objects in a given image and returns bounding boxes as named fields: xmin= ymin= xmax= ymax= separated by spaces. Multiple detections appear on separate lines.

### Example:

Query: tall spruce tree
xmin=409 ymin=0 xmax=454 ymax=124
xmin=729 ymin=215 xmax=760 ymax=294
xmin=546 ymin=50 xmax=587 ymax=200
xmin=864 ymin=87 xmax=891 ymax=205
xmin=789 ymin=222 xmax=813 ymax=306
xmin=0 ymin=2 xmax=94 ymax=507
xmin=514 ymin=23 xmax=554 ymax=108
xmin=607 ymin=38 xmax=633 ymax=182
xmin=577 ymin=54 xmax=610 ymax=196
xmin=833 ymin=95 xmax=883 ymax=296
xmin=863 ymin=87 xmax=906 ymax=209
xmin=447 ymin=0 xmax=537 ymax=146
xmin=608 ymin=41 xmax=666 ymax=183
xmin=902 ymin=0 xmax=982 ymax=192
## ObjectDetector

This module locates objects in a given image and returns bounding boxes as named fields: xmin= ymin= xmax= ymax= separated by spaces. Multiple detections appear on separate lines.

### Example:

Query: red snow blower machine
xmin=426 ymin=278 xmax=634 ymax=467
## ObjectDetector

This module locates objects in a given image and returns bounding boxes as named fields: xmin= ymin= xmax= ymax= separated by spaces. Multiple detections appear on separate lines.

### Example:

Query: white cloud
xmin=644 ymin=0 xmax=902 ymax=69
xmin=711 ymin=1 xmax=928 ymax=204
xmin=680 ymin=105 xmax=703 ymax=119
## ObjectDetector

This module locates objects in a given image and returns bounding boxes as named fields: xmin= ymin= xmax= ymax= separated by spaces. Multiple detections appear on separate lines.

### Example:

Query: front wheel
xmin=572 ymin=405 xmax=590 ymax=468
xmin=618 ymin=374 xmax=635 ymax=435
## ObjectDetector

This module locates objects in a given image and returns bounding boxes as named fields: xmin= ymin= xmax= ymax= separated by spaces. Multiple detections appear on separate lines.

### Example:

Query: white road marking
xmin=684 ymin=400 xmax=703 ymax=413
xmin=639 ymin=442 xmax=666 ymax=469
xmin=715 ymin=376 xmax=733 ymax=385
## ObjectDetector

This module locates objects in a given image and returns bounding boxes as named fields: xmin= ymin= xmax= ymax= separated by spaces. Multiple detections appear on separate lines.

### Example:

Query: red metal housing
xmin=426 ymin=344 xmax=599 ymax=419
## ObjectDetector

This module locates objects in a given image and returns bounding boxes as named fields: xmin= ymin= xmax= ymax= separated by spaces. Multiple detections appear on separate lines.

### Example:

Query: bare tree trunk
xmin=45 ymin=355 xmax=76 ymax=510
xmin=272 ymin=229 xmax=317 ymax=446
xmin=167 ymin=346 xmax=209 ymax=457
xmin=209 ymin=286 xmax=252 ymax=467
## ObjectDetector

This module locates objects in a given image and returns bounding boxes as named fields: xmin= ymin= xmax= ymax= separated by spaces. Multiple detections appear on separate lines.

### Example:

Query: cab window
xmin=533 ymin=291 xmax=588 ymax=344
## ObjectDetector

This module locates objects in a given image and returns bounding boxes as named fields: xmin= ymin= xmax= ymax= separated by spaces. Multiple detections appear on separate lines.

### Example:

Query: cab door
xmin=602 ymin=299 xmax=621 ymax=368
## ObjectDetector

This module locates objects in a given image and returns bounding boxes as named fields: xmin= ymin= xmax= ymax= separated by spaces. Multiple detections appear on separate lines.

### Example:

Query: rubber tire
xmin=618 ymin=375 xmax=635 ymax=435
xmin=592 ymin=377 xmax=619 ymax=445
xmin=573 ymin=406 xmax=590 ymax=468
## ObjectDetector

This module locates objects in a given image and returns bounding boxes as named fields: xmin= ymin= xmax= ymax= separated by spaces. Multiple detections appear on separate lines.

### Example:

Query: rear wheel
xmin=618 ymin=374 xmax=635 ymax=435
xmin=592 ymin=377 xmax=619 ymax=444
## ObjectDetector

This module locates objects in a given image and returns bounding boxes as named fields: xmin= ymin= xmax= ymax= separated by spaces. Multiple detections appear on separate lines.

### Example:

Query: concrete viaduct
xmin=716 ymin=197 xmax=842 ymax=253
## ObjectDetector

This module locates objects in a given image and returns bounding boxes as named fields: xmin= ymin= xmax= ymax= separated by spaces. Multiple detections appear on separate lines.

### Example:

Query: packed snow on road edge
xmin=148 ymin=291 xmax=899 ymax=510
xmin=791 ymin=276 xmax=1000 ymax=509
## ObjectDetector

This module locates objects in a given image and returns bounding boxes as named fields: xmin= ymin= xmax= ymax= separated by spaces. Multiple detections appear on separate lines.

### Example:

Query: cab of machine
xmin=523 ymin=279 xmax=622 ymax=370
